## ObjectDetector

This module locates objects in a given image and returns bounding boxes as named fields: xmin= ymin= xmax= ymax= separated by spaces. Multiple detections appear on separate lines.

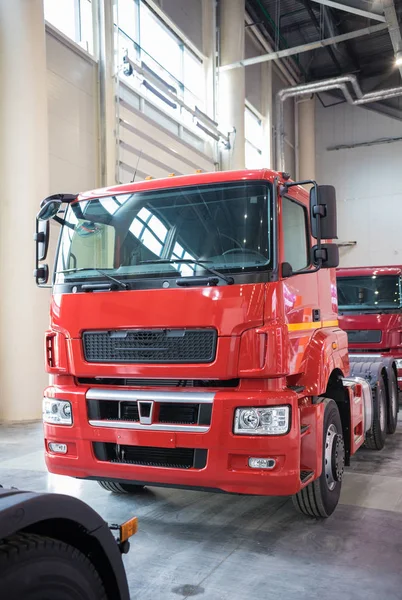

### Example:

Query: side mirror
xmin=37 ymin=199 xmax=62 ymax=221
xmin=34 ymin=219 xmax=50 ymax=286
xmin=34 ymin=219 xmax=50 ymax=261
xmin=310 ymin=185 xmax=337 ymax=240
xmin=34 ymin=264 xmax=49 ymax=285
xmin=313 ymin=243 xmax=339 ymax=268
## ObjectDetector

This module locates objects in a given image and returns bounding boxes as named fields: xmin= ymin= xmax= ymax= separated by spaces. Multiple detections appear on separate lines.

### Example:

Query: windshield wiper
xmin=58 ymin=268 xmax=129 ymax=290
xmin=140 ymin=259 xmax=234 ymax=285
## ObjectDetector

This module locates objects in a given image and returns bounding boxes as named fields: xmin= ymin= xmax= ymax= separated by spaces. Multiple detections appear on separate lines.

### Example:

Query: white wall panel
xmin=316 ymin=100 xmax=402 ymax=267
xmin=46 ymin=28 xmax=99 ymax=193
xmin=118 ymin=81 xmax=215 ymax=182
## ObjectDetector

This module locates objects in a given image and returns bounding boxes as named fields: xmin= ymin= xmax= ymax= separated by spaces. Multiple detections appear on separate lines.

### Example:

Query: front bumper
xmin=44 ymin=385 xmax=304 ymax=496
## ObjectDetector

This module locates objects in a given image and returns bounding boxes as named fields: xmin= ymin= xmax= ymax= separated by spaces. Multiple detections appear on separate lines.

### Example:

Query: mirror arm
xmin=53 ymin=215 xmax=75 ymax=230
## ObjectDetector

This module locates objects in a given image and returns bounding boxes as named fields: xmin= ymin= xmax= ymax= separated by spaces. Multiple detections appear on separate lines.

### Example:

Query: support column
xmin=297 ymin=97 xmax=316 ymax=181
xmin=98 ymin=0 xmax=117 ymax=186
xmin=261 ymin=61 xmax=273 ymax=169
xmin=0 ymin=0 xmax=49 ymax=421
xmin=202 ymin=0 xmax=218 ymax=165
xmin=218 ymin=0 xmax=245 ymax=170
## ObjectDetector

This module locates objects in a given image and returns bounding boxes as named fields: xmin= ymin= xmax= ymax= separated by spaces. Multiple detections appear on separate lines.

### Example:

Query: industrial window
xmin=115 ymin=0 xmax=205 ymax=114
xmin=282 ymin=197 xmax=309 ymax=272
xmin=44 ymin=0 xmax=94 ymax=54
xmin=245 ymin=105 xmax=265 ymax=169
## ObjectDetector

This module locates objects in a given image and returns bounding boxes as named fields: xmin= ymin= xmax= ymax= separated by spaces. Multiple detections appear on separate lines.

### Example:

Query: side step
xmin=300 ymin=470 xmax=314 ymax=484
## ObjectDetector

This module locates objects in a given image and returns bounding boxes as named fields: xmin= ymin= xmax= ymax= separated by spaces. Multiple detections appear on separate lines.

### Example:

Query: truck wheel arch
xmin=0 ymin=489 xmax=130 ymax=600
xmin=324 ymin=369 xmax=351 ymax=466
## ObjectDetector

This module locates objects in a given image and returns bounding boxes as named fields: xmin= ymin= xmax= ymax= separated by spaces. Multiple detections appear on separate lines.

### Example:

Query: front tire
xmin=97 ymin=480 xmax=145 ymax=494
xmin=365 ymin=376 xmax=387 ymax=449
xmin=293 ymin=398 xmax=345 ymax=518
xmin=0 ymin=533 xmax=107 ymax=600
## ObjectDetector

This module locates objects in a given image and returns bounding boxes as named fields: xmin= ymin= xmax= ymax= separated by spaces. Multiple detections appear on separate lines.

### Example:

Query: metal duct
xmin=276 ymin=75 xmax=402 ymax=170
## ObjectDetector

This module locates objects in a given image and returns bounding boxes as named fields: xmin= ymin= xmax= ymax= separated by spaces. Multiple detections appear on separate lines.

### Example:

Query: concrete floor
xmin=1 ymin=417 xmax=402 ymax=600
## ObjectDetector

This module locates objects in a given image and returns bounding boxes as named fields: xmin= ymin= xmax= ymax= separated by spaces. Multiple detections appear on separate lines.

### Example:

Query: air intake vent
xmin=82 ymin=329 xmax=217 ymax=364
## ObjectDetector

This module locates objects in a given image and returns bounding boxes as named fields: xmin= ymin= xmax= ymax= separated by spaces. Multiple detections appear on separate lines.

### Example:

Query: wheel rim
xmin=378 ymin=385 xmax=386 ymax=431
xmin=324 ymin=423 xmax=345 ymax=491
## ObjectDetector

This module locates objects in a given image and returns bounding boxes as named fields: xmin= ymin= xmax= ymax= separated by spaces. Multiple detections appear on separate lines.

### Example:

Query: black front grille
xmin=78 ymin=377 xmax=239 ymax=388
xmin=159 ymin=403 xmax=198 ymax=424
xmin=87 ymin=399 xmax=212 ymax=426
xmin=83 ymin=329 xmax=217 ymax=364
xmin=347 ymin=330 xmax=382 ymax=343
xmin=93 ymin=442 xmax=207 ymax=469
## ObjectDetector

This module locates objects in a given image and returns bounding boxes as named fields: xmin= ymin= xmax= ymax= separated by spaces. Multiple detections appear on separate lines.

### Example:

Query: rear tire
xmin=365 ymin=376 xmax=387 ymax=449
xmin=386 ymin=369 xmax=398 ymax=435
xmin=97 ymin=480 xmax=145 ymax=494
xmin=293 ymin=398 xmax=345 ymax=518
xmin=0 ymin=533 xmax=107 ymax=600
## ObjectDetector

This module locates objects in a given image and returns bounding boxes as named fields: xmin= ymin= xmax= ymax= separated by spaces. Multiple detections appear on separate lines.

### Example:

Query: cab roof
xmin=77 ymin=169 xmax=308 ymax=203
xmin=337 ymin=266 xmax=402 ymax=277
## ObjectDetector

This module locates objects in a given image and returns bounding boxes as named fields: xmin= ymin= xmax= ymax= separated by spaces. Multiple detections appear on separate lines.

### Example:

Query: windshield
xmin=337 ymin=275 xmax=402 ymax=311
xmin=55 ymin=182 xmax=272 ymax=284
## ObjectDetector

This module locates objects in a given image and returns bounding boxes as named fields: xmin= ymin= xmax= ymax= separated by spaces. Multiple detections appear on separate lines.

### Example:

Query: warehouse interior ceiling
xmin=245 ymin=0 xmax=402 ymax=119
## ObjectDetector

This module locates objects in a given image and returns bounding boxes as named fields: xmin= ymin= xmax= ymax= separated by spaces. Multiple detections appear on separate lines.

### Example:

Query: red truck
xmin=34 ymin=169 xmax=396 ymax=518
xmin=337 ymin=266 xmax=401 ymax=423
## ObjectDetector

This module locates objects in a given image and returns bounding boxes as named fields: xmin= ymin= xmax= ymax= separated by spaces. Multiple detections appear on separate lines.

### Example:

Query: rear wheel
xmin=365 ymin=376 xmax=387 ymax=450
xmin=293 ymin=398 xmax=345 ymax=518
xmin=0 ymin=533 xmax=106 ymax=600
xmin=97 ymin=480 xmax=145 ymax=494
xmin=386 ymin=369 xmax=398 ymax=435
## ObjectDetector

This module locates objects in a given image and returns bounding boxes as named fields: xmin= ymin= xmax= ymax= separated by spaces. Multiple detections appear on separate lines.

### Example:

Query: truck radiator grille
xmin=93 ymin=442 xmax=207 ymax=469
xmin=82 ymin=329 xmax=217 ymax=364
xmin=78 ymin=377 xmax=239 ymax=388
xmin=87 ymin=399 xmax=212 ymax=426
xmin=346 ymin=330 xmax=382 ymax=343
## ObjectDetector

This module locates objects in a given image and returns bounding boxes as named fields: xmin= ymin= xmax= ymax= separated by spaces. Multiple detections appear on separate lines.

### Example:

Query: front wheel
xmin=293 ymin=398 xmax=345 ymax=518
xmin=0 ymin=533 xmax=107 ymax=600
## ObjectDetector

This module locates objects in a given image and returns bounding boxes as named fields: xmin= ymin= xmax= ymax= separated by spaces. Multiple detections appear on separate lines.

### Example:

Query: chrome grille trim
xmin=86 ymin=389 xmax=215 ymax=404
xmin=88 ymin=420 xmax=209 ymax=432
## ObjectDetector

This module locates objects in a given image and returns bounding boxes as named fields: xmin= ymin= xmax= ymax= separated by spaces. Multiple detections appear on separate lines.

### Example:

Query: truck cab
xmin=34 ymin=169 xmax=394 ymax=518
xmin=337 ymin=266 xmax=402 ymax=388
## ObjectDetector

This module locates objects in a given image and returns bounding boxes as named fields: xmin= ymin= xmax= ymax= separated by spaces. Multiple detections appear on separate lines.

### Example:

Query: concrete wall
xmin=316 ymin=100 xmax=402 ymax=267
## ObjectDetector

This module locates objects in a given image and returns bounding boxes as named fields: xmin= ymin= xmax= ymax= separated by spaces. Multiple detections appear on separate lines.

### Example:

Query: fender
xmin=296 ymin=327 xmax=348 ymax=395
xmin=0 ymin=487 xmax=130 ymax=600
xmin=348 ymin=356 xmax=388 ymax=387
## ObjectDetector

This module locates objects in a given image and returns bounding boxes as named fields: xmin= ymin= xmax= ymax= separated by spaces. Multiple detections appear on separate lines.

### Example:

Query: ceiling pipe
xmin=276 ymin=74 xmax=402 ymax=171
xmin=382 ymin=0 xmax=402 ymax=80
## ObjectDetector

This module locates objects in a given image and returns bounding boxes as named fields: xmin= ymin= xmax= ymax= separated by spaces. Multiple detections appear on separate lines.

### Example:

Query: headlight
xmin=43 ymin=399 xmax=72 ymax=425
xmin=234 ymin=406 xmax=290 ymax=435
xmin=394 ymin=359 xmax=402 ymax=369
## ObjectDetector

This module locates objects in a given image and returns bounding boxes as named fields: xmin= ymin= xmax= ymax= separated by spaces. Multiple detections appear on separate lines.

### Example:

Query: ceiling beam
xmin=220 ymin=23 xmax=388 ymax=71
xmin=298 ymin=0 xmax=343 ymax=75
xmin=309 ymin=0 xmax=386 ymax=22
